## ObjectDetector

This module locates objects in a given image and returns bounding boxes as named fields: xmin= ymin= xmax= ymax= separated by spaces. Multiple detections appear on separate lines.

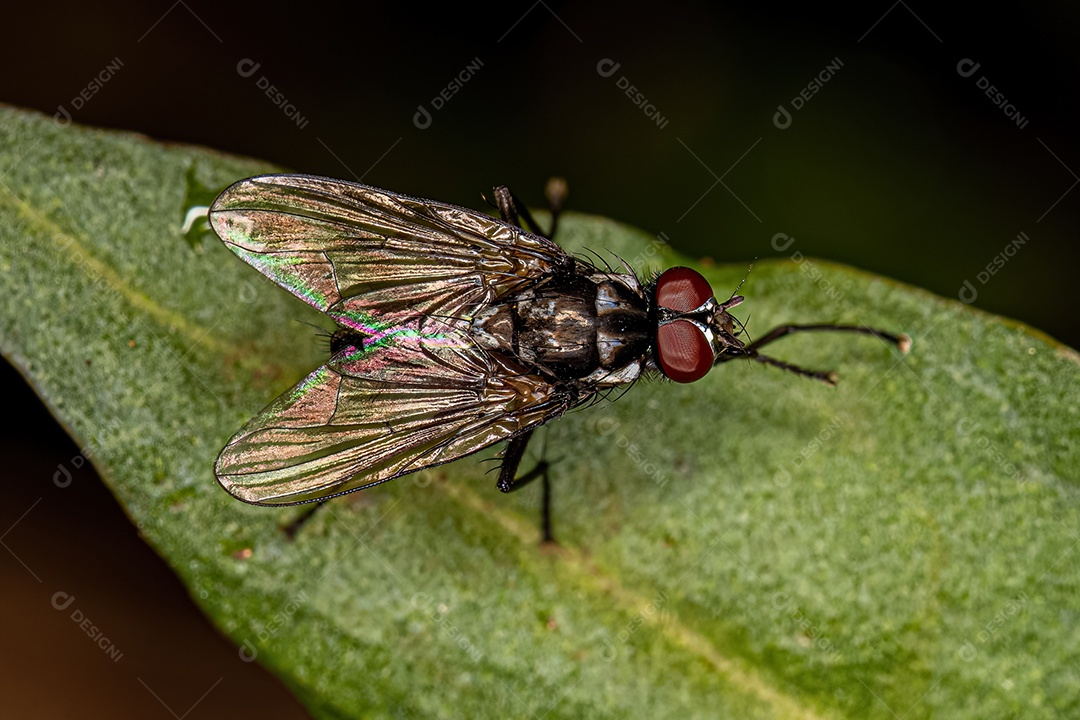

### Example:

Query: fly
xmin=209 ymin=174 xmax=910 ymax=541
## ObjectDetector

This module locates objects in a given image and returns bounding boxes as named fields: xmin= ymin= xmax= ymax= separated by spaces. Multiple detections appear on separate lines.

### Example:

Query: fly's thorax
xmin=470 ymin=272 xmax=649 ymax=381
xmin=592 ymin=273 xmax=650 ymax=370
xmin=330 ymin=328 xmax=367 ymax=356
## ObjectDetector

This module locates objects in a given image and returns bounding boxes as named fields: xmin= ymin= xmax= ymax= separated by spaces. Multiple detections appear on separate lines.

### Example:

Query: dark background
xmin=2 ymin=1 xmax=1076 ymax=716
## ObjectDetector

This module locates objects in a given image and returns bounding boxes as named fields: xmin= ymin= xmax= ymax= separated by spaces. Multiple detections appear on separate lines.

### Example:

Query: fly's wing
xmin=208 ymin=174 xmax=571 ymax=329
xmin=210 ymin=174 xmax=577 ymax=503
xmin=216 ymin=324 xmax=568 ymax=505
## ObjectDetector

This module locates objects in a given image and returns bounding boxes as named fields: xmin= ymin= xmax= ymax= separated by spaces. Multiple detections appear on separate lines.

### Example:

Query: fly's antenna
xmin=729 ymin=260 xmax=755 ymax=301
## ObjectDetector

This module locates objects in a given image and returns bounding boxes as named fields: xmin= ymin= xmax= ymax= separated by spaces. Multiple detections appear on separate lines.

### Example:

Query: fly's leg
xmin=715 ymin=323 xmax=911 ymax=385
xmin=493 ymin=186 xmax=520 ymax=229
xmin=280 ymin=500 xmax=326 ymax=539
xmin=490 ymin=179 xmax=567 ymax=543
xmin=497 ymin=430 xmax=556 ymax=544
xmin=493 ymin=178 xmax=567 ymax=240
xmin=542 ymin=177 xmax=567 ymax=240
xmin=744 ymin=323 xmax=911 ymax=353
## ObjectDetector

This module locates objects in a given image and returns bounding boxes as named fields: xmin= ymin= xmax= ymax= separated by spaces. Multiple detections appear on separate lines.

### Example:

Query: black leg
xmin=729 ymin=352 xmax=841 ymax=385
xmin=280 ymin=500 xmax=326 ymax=539
xmin=543 ymin=177 xmax=567 ymax=240
xmin=540 ymin=467 xmax=553 ymax=544
xmin=493 ymin=186 xmax=520 ymax=229
xmin=497 ymin=429 xmax=541 ymax=492
xmin=496 ymin=428 xmax=555 ymax=543
xmin=715 ymin=323 xmax=910 ymax=385
xmin=490 ymin=179 xmax=566 ymax=543
xmin=744 ymin=323 xmax=910 ymax=354
xmin=492 ymin=179 xmax=566 ymax=241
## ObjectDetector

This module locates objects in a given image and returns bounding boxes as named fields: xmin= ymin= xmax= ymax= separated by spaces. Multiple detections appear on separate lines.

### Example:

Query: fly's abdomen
xmin=471 ymin=273 xmax=649 ymax=380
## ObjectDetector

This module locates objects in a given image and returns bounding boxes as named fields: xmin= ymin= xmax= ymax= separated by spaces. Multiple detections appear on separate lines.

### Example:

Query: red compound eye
xmin=657 ymin=320 xmax=713 ymax=383
xmin=655 ymin=267 xmax=714 ymax=312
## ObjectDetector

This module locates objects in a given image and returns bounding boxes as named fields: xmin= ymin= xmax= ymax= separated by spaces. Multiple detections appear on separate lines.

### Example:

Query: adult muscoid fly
xmin=209 ymin=174 xmax=909 ymax=539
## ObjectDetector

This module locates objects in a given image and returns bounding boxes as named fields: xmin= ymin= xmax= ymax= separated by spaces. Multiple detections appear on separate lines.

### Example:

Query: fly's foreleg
xmin=714 ymin=323 xmax=911 ymax=385
xmin=743 ymin=323 xmax=911 ymax=354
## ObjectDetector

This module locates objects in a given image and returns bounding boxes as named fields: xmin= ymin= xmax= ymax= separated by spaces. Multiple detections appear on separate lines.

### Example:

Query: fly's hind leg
xmin=280 ymin=500 xmax=326 ymax=539
xmin=493 ymin=178 xmax=567 ymax=241
xmin=497 ymin=428 xmax=555 ymax=544
xmin=489 ymin=179 xmax=568 ymax=544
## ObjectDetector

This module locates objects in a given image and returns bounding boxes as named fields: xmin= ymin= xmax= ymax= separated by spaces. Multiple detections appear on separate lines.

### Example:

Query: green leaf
xmin=2 ymin=104 xmax=1078 ymax=719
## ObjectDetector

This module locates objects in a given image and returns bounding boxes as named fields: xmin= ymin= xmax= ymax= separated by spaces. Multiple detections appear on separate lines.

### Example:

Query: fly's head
xmin=652 ymin=266 xmax=746 ymax=383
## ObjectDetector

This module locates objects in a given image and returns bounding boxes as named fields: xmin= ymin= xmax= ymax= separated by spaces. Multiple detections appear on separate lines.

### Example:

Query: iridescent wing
xmin=215 ymin=336 xmax=569 ymax=505
xmin=209 ymin=174 xmax=572 ymax=330
xmin=210 ymin=175 xmax=576 ymax=504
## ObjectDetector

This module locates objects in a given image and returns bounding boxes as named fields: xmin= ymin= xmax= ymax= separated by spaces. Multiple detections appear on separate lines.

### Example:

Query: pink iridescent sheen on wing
xmin=209 ymin=175 xmax=572 ymax=505
xmin=214 ymin=347 xmax=564 ymax=505
xmin=209 ymin=174 xmax=565 ymax=326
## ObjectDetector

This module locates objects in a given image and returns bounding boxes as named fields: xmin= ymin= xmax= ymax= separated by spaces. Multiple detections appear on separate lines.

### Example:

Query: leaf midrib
xmin=0 ymin=187 xmax=230 ymax=355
